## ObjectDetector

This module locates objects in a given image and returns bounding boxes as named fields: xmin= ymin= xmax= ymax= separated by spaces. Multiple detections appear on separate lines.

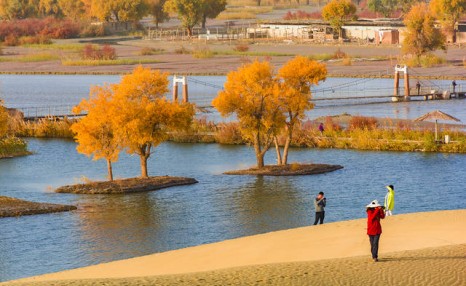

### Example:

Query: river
xmin=0 ymin=75 xmax=465 ymax=123
xmin=0 ymin=75 xmax=465 ymax=281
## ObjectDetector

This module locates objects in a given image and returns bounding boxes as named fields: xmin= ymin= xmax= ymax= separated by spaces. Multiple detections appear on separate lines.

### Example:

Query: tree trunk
xmin=282 ymin=137 xmax=291 ymax=165
xmin=140 ymin=155 xmax=149 ymax=178
xmin=187 ymin=27 xmax=193 ymax=37
xmin=274 ymin=136 xmax=282 ymax=165
xmin=256 ymin=152 xmax=265 ymax=168
xmin=253 ymin=136 xmax=265 ymax=169
xmin=202 ymin=15 xmax=207 ymax=29
xmin=139 ymin=144 xmax=151 ymax=178
xmin=107 ymin=159 xmax=114 ymax=181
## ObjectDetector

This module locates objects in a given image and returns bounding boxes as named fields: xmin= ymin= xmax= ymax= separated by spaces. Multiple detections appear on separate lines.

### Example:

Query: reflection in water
xmin=77 ymin=194 xmax=165 ymax=261
xmin=232 ymin=176 xmax=309 ymax=235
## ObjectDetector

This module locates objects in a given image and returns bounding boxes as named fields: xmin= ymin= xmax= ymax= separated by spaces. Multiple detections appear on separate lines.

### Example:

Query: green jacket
xmin=384 ymin=186 xmax=395 ymax=211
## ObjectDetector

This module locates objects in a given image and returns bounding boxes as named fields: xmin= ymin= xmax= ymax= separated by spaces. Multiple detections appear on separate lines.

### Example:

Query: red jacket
xmin=366 ymin=208 xmax=385 ymax=235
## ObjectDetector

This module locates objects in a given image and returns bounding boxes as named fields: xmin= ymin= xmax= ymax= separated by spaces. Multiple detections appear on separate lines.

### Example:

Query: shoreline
xmin=0 ymin=196 xmax=76 ymax=218
xmin=54 ymin=176 xmax=198 ymax=194
xmin=1 ymin=70 xmax=465 ymax=80
xmin=6 ymin=209 xmax=465 ymax=285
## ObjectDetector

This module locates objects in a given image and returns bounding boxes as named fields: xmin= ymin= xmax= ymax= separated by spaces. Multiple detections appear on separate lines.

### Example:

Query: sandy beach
xmin=4 ymin=209 xmax=465 ymax=285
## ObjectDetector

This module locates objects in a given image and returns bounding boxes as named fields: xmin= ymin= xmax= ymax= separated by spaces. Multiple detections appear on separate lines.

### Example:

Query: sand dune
xmin=4 ymin=209 xmax=465 ymax=285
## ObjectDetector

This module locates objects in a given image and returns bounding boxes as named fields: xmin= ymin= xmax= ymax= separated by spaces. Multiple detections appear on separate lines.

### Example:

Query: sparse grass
xmin=174 ymin=46 xmax=191 ymax=54
xmin=24 ymin=43 xmax=84 ymax=52
xmin=224 ymin=6 xmax=273 ymax=14
xmin=193 ymin=46 xmax=214 ymax=59
xmin=214 ymin=50 xmax=294 ymax=56
xmin=139 ymin=47 xmax=165 ymax=56
xmin=61 ymin=58 xmax=160 ymax=66
xmin=233 ymin=43 xmax=249 ymax=52
xmin=309 ymin=54 xmax=333 ymax=61
xmin=0 ymin=53 xmax=60 ymax=62
xmin=217 ymin=12 xmax=257 ymax=20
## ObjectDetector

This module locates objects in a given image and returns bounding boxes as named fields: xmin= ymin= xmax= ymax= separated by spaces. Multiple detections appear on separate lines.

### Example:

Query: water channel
xmin=0 ymin=75 xmax=465 ymax=281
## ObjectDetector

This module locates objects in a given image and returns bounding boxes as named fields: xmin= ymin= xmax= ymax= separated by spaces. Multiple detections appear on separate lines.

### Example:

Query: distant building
xmin=246 ymin=19 xmax=465 ymax=44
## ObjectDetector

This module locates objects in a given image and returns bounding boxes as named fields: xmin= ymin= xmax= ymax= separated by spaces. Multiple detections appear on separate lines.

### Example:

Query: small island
xmin=224 ymin=163 xmax=343 ymax=176
xmin=55 ymin=176 xmax=198 ymax=194
xmin=0 ymin=196 xmax=77 ymax=218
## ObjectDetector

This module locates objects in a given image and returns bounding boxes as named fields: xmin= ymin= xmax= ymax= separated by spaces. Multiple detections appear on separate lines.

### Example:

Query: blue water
xmin=0 ymin=138 xmax=464 ymax=281
xmin=1 ymin=75 xmax=465 ymax=123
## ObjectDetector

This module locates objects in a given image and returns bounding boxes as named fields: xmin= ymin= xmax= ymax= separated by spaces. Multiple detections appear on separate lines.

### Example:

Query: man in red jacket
xmin=366 ymin=200 xmax=386 ymax=262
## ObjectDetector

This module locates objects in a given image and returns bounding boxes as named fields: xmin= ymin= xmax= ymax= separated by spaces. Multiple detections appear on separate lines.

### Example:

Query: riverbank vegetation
xmin=0 ymin=102 xmax=29 ymax=158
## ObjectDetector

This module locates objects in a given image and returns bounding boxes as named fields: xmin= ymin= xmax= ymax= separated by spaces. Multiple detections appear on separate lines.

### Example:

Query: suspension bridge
xmin=5 ymin=67 xmax=464 ymax=121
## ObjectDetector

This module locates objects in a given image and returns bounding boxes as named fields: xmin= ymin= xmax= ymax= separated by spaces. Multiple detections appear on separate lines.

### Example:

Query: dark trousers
xmin=369 ymin=234 xmax=381 ymax=258
xmin=314 ymin=211 xmax=325 ymax=225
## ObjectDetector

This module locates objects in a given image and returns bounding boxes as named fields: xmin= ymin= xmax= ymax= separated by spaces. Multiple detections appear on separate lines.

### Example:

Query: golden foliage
xmin=322 ymin=0 xmax=357 ymax=38
xmin=72 ymin=66 xmax=195 ymax=179
xmin=402 ymin=3 xmax=446 ymax=58
xmin=71 ymin=84 xmax=120 ymax=180
xmin=429 ymin=0 xmax=466 ymax=42
xmin=213 ymin=60 xmax=284 ymax=168
xmin=0 ymin=102 xmax=8 ymax=138
xmin=112 ymin=66 xmax=194 ymax=177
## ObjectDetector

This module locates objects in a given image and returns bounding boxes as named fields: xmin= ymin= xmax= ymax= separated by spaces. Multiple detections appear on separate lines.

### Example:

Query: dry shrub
xmin=3 ymin=35 xmax=19 ymax=46
xmin=324 ymin=116 xmax=342 ymax=132
xmin=214 ymin=122 xmax=243 ymax=144
xmin=333 ymin=48 xmax=347 ymax=59
xmin=404 ymin=54 xmax=445 ymax=67
xmin=233 ymin=43 xmax=249 ymax=52
xmin=19 ymin=35 xmax=51 ymax=45
xmin=82 ymin=44 xmax=116 ymax=60
xmin=349 ymin=116 xmax=378 ymax=130
xmin=175 ymin=46 xmax=191 ymax=54
xmin=80 ymin=24 xmax=106 ymax=37
xmin=341 ymin=56 xmax=352 ymax=66
xmin=139 ymin=47 xmax=164 ymax=55
xmin=283 ymin=10 xmax=322 ymax=20
xmin=193 ymin=46 xmax=213 ymax=59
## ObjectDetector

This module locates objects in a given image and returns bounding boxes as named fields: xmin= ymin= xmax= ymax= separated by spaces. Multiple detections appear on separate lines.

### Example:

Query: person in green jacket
xmin=384 ymin=185 xmax=395 ymax=216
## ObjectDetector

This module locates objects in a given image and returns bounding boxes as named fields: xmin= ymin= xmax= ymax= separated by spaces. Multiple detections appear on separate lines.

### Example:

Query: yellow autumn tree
xmin=71 ymin=84 xmax=120 ymax=181
xmin=277 ymin=56 xmax=327 ymax=165
xmin=213 ymin=60 xmax=285 ymax=169
xmin=112 ymin=66 xmax=194 ymax=178
xmin=429 ymin=0 xmax=466 ymax=43
xmin=322 ymin=0 xmax=357 ymax=40
xmin=402 ymin=2 xmax=446 ymax=59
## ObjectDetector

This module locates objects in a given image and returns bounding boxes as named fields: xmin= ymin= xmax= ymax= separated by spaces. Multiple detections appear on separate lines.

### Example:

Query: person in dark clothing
xmin=318 ymin=123 xmax=324 ymax=135
xmin=452 ymin=80 xmax=457 ymax=93
xmin=366 ymin=200 xmax=386 ymax=262
xmin=416 ymin=81 xmax=421 ymax=95
xmin=313 ymin=192 xmax=326 ymax=225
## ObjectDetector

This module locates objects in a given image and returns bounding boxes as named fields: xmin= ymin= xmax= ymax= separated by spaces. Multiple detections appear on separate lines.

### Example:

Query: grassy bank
xmin=0 ymin=137 xmax=30 ymax=158
xmin=11 ymin=116 xmax=466 ymax=153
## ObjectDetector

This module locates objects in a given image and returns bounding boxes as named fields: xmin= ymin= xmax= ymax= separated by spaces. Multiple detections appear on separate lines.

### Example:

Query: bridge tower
xmin=172 ymin=76 xmax=189 ymax=103
xmin=393 ymin=64 xmax=410 ymax=102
